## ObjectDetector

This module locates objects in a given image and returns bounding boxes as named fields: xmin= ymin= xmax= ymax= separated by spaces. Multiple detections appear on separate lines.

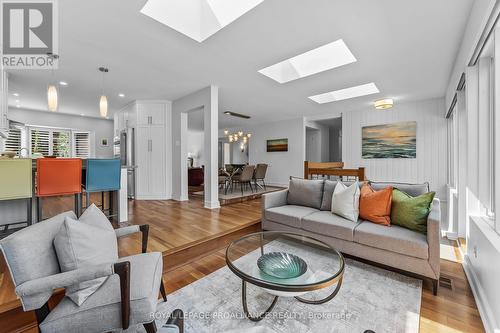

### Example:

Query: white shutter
xmin=30 ymin=129 xmax=50 ymax=156
xmin=73 ymin=132 xmax=90 ymax=158
xmin=4 ymin=128 xmax=21 ymax=153
xmin=52 ymin=130 xmax=71 ymax=157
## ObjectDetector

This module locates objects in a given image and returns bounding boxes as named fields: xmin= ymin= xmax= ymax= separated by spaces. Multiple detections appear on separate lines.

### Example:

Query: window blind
xmin=73 ymin=132 xmax=90 ymax=158
xmin=4 ymin=128 xmax=21 ymax=153
xmin=30 ymin=129 xmax=50 ymax=156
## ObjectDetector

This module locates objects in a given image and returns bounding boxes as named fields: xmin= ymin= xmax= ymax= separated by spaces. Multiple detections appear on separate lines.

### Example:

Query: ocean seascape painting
xmin=362 ymin=121 xmax=417 ymax=159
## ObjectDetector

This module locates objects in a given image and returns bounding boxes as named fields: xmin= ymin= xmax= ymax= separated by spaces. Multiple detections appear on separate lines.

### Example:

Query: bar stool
xmin=0 ymin=159 xmax=33 ymax=233
xmin=82 ymin=158 xmax=121 ymax=219
xmin=36 ymin=158 xmax=82 ymax=222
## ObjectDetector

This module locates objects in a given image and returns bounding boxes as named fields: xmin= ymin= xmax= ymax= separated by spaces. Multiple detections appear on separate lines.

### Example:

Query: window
xmin=4 ymin=128 xmax=21 ymax=153
xmin=73 ymin=132 xmax=90 ymax=158
xmin=30 ymin=128 xmax=50 ymax=156
xmin=29 ymin=127 xmax=88 ymax=158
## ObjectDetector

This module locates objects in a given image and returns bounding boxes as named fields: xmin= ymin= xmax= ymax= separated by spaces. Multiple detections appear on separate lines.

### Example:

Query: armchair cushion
xmin=54 ymin=213 xmax=118 ymax=306
xmin=39 ymin=252 xmax=163 ymax=333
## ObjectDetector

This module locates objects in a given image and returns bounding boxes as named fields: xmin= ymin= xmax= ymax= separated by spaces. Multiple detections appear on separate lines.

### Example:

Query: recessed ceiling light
xmin=59 ymin=81 xmax=68 ymax=86
xmin=374 ymin=98 xmax=394 ymax=110
xmin=12 ymin=93 xmax=19 ymax=97
xmin=258 ymin=39 xmax=357 ymax=84
xmin=140 ymin=0 xmax=264 ymax=42
xmin=15 ymin=99 xmax=19 ymax=103
xmin=118 ymin=93 xmax=125 ymax=97
xmin=309 ymin=83 xmax=380 ymax=104
xmin=80 ymin=113 xmax=85 ymax=116
xmin=16 ymin=105 xmax=21 ymax=108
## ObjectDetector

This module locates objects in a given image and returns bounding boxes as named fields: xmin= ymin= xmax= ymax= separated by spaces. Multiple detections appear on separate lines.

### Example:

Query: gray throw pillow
xmin=320 ymin=180 xmax=338 ymax=211
xmin=54 ymin=206 xmax=118 ymax=306
xmin=287 ymin=178 xmax=324 ymax=209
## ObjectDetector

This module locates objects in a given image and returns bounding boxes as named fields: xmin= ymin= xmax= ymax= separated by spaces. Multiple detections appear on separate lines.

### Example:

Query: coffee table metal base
xmin=241 ymin=276 xmax=344 ymax=322
xmin=242 ymin=281 xmax=279 ymax=322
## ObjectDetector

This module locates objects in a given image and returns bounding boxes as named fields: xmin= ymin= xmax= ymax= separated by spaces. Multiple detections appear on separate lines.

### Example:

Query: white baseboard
xmin=204 ymin=200 xmax=220 ymax=209
xmin=462 ymin=254 xmax=497 ymax=333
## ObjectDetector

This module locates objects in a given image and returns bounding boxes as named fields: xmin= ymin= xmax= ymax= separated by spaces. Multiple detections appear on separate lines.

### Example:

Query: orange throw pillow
xmin=359 ymin=183 xmax=393 ymax=226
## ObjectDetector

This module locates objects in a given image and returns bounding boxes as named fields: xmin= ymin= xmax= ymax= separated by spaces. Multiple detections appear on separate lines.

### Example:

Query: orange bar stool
xmin=0 ymin=159 xmax=33 ymax=234
xmin=36 ymin=158 xmax=82 ymax=221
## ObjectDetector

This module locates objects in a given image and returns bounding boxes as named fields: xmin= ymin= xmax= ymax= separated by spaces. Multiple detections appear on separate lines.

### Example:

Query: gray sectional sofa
xmin=262 ymin=179 xmax=441 ymax=294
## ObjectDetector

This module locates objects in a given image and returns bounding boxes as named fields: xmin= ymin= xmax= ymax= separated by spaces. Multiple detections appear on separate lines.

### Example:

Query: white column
xmin=203 ymin=86 xmax=220 ymax=209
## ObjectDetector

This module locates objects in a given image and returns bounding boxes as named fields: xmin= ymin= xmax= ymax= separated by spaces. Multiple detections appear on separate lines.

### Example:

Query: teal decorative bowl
xmin=257 ymin=252 xmax=307 ymax=279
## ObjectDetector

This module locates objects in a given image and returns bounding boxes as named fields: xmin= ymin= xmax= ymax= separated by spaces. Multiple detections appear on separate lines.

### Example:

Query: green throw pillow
xmin=391 ymin=189 xmax=436 ymax=234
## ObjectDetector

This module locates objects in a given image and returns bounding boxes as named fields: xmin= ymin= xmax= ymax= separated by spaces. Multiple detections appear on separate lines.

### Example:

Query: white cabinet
xmin=137 ymin=103 xmax=165 ymax=126
xmin=135 ymin=125 xmax=166 ymax=199
xmin=114 ymin=100 xmax=170 ymax=200
xmin=0 ymin=70 xmax=8 ymax=131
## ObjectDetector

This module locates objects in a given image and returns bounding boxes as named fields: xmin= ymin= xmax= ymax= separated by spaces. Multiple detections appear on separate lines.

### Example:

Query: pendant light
xmin=98 ymin=67 xmax=109 ymax=117
xmin=47 ymin=53 xmax=59 ymax=112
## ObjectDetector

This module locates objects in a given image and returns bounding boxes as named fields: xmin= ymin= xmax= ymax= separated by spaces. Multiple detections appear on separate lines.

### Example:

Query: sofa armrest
xmin=15 ymin=262 xmax=114 ymax=297
xmin=262 ymin=190 xmax=288 ymax=209
xmin=427 ymin=197 xmax=441 ymax=279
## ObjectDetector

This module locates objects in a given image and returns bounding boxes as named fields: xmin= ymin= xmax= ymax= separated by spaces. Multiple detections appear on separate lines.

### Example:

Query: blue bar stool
xmin=82 ymin=158 xmax=121 ymax=219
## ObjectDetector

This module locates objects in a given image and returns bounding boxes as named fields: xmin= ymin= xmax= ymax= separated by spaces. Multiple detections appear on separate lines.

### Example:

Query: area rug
xmin=137 ymin=240 xmax=422 ymax=333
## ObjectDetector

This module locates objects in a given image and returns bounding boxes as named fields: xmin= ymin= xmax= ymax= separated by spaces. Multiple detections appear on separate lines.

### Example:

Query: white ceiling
xmin=7 ymin=0 xmax=473 ymax=129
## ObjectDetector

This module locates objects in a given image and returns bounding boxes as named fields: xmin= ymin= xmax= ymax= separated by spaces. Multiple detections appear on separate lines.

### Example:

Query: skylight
xmin=309 ymin=83 xmax=380 ymax=104
xmin=258 ymin=39 xmax=357 ymax=83
xmin=140 ymin=0 xmax=264 ymax=42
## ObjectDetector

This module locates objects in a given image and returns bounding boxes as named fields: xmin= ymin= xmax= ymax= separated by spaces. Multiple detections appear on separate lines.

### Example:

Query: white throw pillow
xmin=331 ymin=182 xmax=360 ymax=222
xmin=79 ymin=203 xmax=115 ymax=232
xmin=54 ymin=206 xmax=118 ymax=306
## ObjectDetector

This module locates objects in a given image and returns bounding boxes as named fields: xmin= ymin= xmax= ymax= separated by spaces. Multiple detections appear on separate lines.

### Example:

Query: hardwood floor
xmin=0 ymin=196 xmax=485 ymax=332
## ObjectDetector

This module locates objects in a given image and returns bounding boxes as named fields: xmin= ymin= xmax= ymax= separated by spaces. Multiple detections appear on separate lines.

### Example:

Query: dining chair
xmin=36 ymin=158 xmax=82 ymax=221
xmin=0 ymin=211 xmax=171 ymax=333
xmin=82 ymin=158 xmax=121 ymax=219
xmin=0 ymin=159 xmax=33 ymax=234
xmin=253 ymin=163 xmax=268 ymax=190
xmin=232 ymin=165 xmax=255 ymax=195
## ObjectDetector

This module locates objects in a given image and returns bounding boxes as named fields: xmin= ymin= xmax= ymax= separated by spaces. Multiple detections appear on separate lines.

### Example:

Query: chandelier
xmin=223 ymin=129 xmax=251 ymax=144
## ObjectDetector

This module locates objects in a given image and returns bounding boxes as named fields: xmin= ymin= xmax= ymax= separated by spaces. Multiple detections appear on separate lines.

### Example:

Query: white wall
xmin=172 ymin=85 xmax=219 ymax=208
xmin=305 ymin=120 xmax=330 ymax=162
xmin=465 ymin=217 xmax=500 ymax=333
xmin=342 ymin=98 xmax=448 ymax=199
xmin=223 ymin=117 xmax=305 ymax=187
xmin=187 ymin=129 xmax=204 ymax=167
xmin=231 ymin=142 xmax=248 ymax=164
xmin=8 ymin=108 xmax=114 ymax=158
xmin=445 ymin=0 xmax=496 ymax=113
xmin=329 ymin=126 xmax=342 ymax=162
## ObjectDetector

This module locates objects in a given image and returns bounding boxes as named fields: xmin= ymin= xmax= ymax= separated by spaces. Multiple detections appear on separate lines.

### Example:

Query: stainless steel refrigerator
xmin=120 ymin=128 xmax=136 ymax=199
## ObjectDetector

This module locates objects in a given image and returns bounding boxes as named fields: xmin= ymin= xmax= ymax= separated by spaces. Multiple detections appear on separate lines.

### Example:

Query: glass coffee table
xmin=226 ymin=231 xmax=345 ymax=321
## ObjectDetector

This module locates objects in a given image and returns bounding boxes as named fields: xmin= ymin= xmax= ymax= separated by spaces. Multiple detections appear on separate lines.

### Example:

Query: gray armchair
xmin=0 ymin=211 xmax=172 ymax=332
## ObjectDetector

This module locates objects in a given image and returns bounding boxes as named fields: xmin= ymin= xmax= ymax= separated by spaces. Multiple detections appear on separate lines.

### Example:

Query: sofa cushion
xmin=320 ymin=180 xmax=337 ymax=211
xmin=369 ymin=181 xmax=429 ymax=197
xmin=265 ymin=205 xmax=319 ymax=228
xmin=359 ymin=183 xmax=393 ymax=226
xmin=331 ymin=182 xmax=360 ymax=222
xmin=354 ymin=221 xmax=428 ymax=259
xmin=391 ymin=189 xmax=436 ymax=234
xmin=40 ymin=252 xmax=163 ymax=332
xmin=287 ymin=178 xmax=324 ymax=209
xmin=302 ymin=211 xmax=361 ymax=241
